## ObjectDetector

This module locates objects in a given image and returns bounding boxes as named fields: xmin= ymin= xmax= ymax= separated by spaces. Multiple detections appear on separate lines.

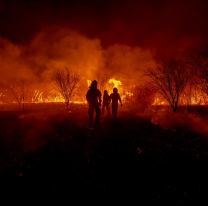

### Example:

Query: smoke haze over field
xmin=0 ymin=0 xmax=208 ymax=87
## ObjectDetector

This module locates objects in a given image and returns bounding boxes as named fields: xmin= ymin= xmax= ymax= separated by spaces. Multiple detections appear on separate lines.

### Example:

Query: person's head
xmin=104 ymin=90 xmax=108 ymax=96
xmin=113 ymin=87 xmax=118 ymax=93
xmin=90 ymin=80 xmax=98 ymax=89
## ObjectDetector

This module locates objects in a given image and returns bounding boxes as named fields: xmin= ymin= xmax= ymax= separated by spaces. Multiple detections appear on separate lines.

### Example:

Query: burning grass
xmin=0 ymin=103 xmax=208 ymax=205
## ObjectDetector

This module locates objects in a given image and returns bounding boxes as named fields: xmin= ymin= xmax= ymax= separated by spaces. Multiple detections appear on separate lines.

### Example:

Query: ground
xmin=0 ymin=103 xmax=207 ymax=205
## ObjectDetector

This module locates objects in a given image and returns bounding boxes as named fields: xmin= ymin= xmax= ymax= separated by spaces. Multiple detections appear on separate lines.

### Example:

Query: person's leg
xmin=88 ymin=105 xmax=94 ymax=128
xmin=112 ymin=105 xmax=117 ymax=119
xmin=102 ymin=104 xmax=105 ymax=117
xmin=106 ymin=104 xmax=110 ymax=115
xmin=95 ymin=105 xmax=101 ymax=125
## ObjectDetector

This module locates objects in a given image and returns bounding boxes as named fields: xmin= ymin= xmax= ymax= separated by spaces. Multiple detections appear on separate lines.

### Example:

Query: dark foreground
xmin=0 ymin=104 xmax=208 ymax=205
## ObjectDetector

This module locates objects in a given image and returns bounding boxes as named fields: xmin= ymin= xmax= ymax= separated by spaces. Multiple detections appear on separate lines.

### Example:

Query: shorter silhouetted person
xmin=102 ymin=90 xmax=110 ymax=116
xmin=86 ymin=80 xmax=101 ymax=128
xmin=110 ymin=87 xmax=122 ymax=120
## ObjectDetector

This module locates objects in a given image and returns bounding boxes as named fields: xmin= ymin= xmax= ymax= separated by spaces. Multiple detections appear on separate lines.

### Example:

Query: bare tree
xmin=51 ymin=68 xmax=82 ymax=109
xmin=7 ymin=79 xmax=30 ymax=112
xmin=143 ymin=57 xmax=193 ymax=111
xmin=192 ymin=50 xmax=208 ymax=95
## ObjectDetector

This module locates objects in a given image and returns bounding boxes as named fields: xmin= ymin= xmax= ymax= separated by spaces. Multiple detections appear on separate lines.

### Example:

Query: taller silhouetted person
xmin=110 ymin=87 xmax=122 ymax=120
xmin=86 ymin=80 xmax=101 ymax=128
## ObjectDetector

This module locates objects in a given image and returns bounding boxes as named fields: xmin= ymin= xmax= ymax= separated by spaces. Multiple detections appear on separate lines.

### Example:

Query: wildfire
xmin=125 ymin=92 xmax=133 ymax=96
xmin=31 ymin=90 xmax=86 ymax=104
xmin=109 ymin=78 xmax=122 ymax=88
xmin=152 ymin=98 xmax=165 ymax=105
xmin=32 ymin=90 xmax=43 ymax=103
xmin=121 ymin=92 xmax=134 ymax=102
xmin=190 ymin=97 xmax=205 ymax=105
xmin=87 ymin=80 xmax=92 ymax=87
xmin=2 ymin=77 xmax=208 ymax=106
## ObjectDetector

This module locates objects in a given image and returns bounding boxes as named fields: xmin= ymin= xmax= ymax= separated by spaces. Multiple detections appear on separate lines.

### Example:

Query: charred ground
xmin=0 ymin=103 xmax=208 ymax=205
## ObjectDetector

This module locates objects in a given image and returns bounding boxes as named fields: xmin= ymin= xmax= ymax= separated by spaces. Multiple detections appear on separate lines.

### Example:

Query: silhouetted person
xmin=110 ymin=87 xmax=122 ymax=120
xmin=102 ymin=90 xmax=110 ymax=116
xmin=86 ymin=80 xmax=101 ymax=128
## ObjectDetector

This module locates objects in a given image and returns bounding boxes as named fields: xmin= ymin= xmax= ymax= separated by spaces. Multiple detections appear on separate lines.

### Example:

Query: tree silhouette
xmin=7 ymin=79 xmax=30 ymax=113
xmin=51 ymin=68 xmax=82 ymax=109
xmin=193 ymin=50 xmax=208 ymax=95
xmin=143 ymin=57 xmax=193 ymax=111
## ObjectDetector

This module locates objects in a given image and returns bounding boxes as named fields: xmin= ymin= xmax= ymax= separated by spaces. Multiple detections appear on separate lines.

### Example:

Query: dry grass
xmin=0 ymin=103 xmax=207 ymax=205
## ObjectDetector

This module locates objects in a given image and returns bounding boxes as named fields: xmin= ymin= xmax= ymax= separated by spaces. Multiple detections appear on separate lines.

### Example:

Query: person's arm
xmin=98 ymin=90 xmax=102 ymax=106
xmin=108 ymin=95 xmax=111 ymax=104
xmin=109 ymin=94 xmax=112 ymax=104
xmin=118 ymin=94 xmax=122 ymax=106
xmin=86 ymin=91 xmax=89 ymax=103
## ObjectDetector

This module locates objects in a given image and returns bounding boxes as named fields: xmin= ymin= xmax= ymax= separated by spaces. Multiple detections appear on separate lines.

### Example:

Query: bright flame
xmin=32 ymin=90 xmax=43 ymax=103
xmin=87 ymin=80 xmax=92 ymax=87
xmin=109 ymin=78 xmax=122 ymax=88
xmin=152 ymin=98 xmax=166 ymax=105
xmin=121 ymin=92 xmax=134 ymax=102
xmin=31 ymin=90 xmax=87 ymax=104
xmin=125 ymin=92 xmax=133 ymax=96
xmin=3 ymin=76 xmax=208 ymax=106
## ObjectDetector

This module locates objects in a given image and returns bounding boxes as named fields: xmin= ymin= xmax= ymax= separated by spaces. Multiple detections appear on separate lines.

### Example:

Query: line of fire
xmin=1 ymin=0 xmax=208 ymax=205
xmin=0 ymin=53 xmax=208 ymax=112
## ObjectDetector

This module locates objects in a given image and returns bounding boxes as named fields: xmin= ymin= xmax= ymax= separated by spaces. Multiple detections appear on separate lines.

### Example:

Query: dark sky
xmin=0 ymin=0 xmax=208 ymax=52
xmin=0 ymin=0 xmax=208 ymax=86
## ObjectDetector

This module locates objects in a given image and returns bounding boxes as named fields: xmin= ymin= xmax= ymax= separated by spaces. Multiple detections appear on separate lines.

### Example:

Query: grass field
xmin=0 ymin=103 xmax=207 ymax=205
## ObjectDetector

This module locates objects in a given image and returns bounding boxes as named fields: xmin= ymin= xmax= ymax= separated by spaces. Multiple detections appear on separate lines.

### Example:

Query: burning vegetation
xmin=1 ymin=0 xmax=208 ymax=205
xmin=1 ymin=52 xmax=208 ymax=112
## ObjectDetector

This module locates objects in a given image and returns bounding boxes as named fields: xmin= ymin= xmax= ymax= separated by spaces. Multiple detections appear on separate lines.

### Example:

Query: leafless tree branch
xmin=51 ymin=68 xmax=82 ymax=109
xmin=143 ymin=57 xmax=193 ymax=111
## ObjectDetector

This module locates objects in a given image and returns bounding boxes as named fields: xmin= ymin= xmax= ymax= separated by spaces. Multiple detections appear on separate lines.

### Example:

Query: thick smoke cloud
xmin=0 ymin=27 xmax=152 ymax=84
xmin=0 ymin=0 xmax=207 ymax=50
xmin=0 ymin=0 xmax=207 ymax=88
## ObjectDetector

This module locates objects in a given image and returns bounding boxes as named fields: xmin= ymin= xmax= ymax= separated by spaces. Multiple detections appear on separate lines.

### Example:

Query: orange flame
xmin=87 ymin=80 xmax=92 ymax=87
xmin=108 ymin=78 xmax=122 ymax=88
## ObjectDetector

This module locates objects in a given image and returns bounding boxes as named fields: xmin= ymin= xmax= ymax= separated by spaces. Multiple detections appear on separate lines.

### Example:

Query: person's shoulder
xmin=97 ymin=89 xmax=101 ymax=94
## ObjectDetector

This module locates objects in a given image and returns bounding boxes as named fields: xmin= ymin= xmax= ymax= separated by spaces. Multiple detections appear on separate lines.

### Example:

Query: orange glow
xmin=125 ymin=92 xmax=133 ymax=96
xmin=109 ymin=78 xmax=122 ymax=88
xmin=31 ymin=90 xmax=87 ymax=104
xmin=121 ymin=92 xmax=134 ymax=102
xmin=152 ymin=98 xmax=167 ymax=105
xmin=87 ymin=80 xmax=92 ymax=87
xmin=1 ymin=77 xmax=208 ymax=106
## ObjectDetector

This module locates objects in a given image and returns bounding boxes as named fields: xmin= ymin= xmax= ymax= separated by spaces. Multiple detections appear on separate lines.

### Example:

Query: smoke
xmin=0 ymin=0 xmax=208 ymax=92
xmin=0 ymin=27 xmax=153 ymax=91
xmin=0 ymin=0 xmax=207 ymax=51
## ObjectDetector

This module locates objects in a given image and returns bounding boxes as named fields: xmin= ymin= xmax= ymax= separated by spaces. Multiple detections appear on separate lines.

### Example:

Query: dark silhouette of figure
xmin=86 ymin=80 xmax=101 ymax=128
xmin=110 ymin=87 xmax=122 ymax=120
xmin=102 ymin=90 xmax=110 ymax=116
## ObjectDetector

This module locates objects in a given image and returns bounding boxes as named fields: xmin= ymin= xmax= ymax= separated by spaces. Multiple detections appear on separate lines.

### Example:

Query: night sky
xmin=0 ymin=0 xmax=208 ymax=84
